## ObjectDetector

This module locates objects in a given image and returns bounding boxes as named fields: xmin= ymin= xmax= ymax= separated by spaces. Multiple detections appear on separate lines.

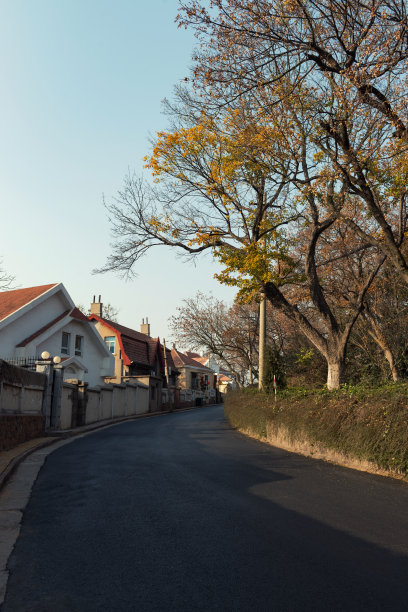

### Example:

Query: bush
xmin=224 ymin=384 xmax=408 ymax=477
xmin=263 ymin=344 xmax=286 ymax=392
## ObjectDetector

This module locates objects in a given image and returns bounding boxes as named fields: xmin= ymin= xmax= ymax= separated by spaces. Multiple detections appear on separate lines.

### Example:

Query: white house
xmin=0 ymin=283 xmax=114 ymax=386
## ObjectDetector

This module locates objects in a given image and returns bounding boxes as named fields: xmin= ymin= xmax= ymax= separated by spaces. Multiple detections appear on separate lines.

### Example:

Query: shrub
xmin=225 ymin=384 xmax=408 ymax=476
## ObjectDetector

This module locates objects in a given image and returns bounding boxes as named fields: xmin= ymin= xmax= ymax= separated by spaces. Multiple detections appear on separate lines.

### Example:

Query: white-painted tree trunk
xmin=327 ymin=359 xmax=344 ymax=390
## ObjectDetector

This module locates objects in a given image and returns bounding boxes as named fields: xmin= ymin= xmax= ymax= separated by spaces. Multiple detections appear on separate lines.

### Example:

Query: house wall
xmin=178 ymin=368 xmax=189 ymax=389
xmin=92 ymin=320 xmax=123 ymax=382
xmin=177 ymin=367 xmax=215 ymax=392
xmin=35 ymin=319 xmax=112 ymax=387
xmin=0 ymin=292 xmax=68 ymax=359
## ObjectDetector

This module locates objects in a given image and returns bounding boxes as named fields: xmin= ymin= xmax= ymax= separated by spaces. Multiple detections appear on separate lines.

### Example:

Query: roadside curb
xmin=0 ymin=438 xmax=60 ymax=493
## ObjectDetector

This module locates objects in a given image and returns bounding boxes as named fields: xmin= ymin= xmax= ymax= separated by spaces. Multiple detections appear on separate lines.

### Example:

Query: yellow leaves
xmin=148 ymin=216 xmax=169 ymax=233
xmin=144 ymin=104 xmax=288 ymax=193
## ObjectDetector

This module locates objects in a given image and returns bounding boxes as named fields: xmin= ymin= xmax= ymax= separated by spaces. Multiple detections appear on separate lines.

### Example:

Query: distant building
xmin=171 ymin=347 xmax=217 ymax=404
xmin=185 ymin=352 xmax=237 ymax=393
xmin=89 ymin=297 xmax=178 ymax=412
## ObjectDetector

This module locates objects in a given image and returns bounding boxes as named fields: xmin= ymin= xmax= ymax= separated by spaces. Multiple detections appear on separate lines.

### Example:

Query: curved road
xmin=3 ymin=405 xmax=408 ymax=611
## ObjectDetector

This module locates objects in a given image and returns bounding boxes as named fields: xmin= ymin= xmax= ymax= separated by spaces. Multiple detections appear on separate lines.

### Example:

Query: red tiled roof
xmin=171 ymin=348 xmax=213 ymax=372
xmin=218 ymin=374 xmax=232 ymax=382
xmin=121 ymin=336 xmax=150 ymax=365
xmin=16 ymin=310 xmax=71 ymax=347
xmin=0 ymin=284 xmax=58 ymax=322
xmin=190 ymin=356 xmax=208 ymax=365
xmin=89 ymin=315 xmax=177 ymax=371
xmin=70 ymin=307 xmax=89 ymax=321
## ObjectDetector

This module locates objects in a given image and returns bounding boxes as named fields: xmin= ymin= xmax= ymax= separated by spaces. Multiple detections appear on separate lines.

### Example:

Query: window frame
xmin=75 ymin=335 xmax=83 ymax=356
xmin=61 ymin=331 xmax=71 ymax=355
xmin=104 ymin=336 xmax=116 ymax=354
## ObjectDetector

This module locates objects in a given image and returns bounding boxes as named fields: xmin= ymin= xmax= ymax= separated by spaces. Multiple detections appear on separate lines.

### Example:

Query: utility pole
xmin=258 ymin=190 xmax=267 ymax=391
xmin=163 ymin=338 xmax=170 ymax=385
xmin=163 ymin=338 xmax=172 ymax=410
xmin=258 ymin=292 xmax=266 ymax=391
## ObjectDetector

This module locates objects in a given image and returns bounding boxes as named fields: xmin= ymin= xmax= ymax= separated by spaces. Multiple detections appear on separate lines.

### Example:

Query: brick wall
xmin=0 ymin=414 xmax=45 ymax=451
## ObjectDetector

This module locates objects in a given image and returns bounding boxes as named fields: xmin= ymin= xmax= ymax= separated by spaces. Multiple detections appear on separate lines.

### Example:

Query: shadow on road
xmin=3 ymin=406 xmax=408 ymax=611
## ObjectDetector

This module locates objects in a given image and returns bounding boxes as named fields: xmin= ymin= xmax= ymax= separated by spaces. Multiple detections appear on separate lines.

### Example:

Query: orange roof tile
xmin=218 ymin=374 xmax=232 ymax=382
xmin=0 ymin=284 xmax=58 ymax=322
xmin=171 ymin=348 xmax=213 ymax=372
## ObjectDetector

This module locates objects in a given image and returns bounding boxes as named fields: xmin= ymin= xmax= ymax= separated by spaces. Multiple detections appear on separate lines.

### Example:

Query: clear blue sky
xmin=0 ymin=0 xmax=236 ymax=344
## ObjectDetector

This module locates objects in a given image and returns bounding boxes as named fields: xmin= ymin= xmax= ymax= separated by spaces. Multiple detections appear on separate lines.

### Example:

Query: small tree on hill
xmin=263 ymin=344 xmax=286 ymax=393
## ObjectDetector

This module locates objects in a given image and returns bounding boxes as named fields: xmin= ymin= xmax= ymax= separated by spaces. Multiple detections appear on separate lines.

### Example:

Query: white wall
xmin=35 ymin=319 xmax=113 ymax=387
xmin=0 ymin=292 xmax=68 ymax=358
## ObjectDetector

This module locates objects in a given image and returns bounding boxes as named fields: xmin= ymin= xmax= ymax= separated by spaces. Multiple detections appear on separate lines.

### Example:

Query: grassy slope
xmin=224 ymin=384 xmax=408 ymax=477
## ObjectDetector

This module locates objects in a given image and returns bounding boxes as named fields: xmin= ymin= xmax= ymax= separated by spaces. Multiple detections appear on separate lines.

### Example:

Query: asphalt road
xmin=2 ymin=404 xmax=408 ymax=611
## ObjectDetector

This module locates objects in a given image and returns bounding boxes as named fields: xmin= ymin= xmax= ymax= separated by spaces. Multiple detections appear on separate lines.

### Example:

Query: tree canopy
xmin=99 ymin=0 xmax=408 ymax=389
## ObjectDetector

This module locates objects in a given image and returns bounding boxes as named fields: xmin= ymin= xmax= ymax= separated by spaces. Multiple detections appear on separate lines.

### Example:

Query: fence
xmin=0 ymin=356 xmax=42 ymax=371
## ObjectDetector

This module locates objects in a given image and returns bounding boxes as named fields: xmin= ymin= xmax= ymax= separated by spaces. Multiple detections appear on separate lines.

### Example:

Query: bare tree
xmin=77 ymin=302 xmax=120 ymax=323
xmin=170 ymin=293 xmax=257 ymax=387
xmin=0 ymin=261 xmax=15 ymax=292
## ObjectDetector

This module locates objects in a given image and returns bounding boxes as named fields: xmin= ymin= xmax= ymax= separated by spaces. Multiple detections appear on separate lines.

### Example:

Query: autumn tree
xmin=99 ymin=91 xmax=386 ymax=388
xmin=178 ymin=0 xmax=408 ymax=284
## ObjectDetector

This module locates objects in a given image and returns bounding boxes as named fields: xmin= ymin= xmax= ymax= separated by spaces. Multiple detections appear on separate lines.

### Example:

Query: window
xmin=75 ymin=335 xmax=83 ymax=356
xmin=191 ymin=372 xmax=198 ymax=390
xmin=61 ymin=332 xmax=70 ymax=355
xmin=104 ymin=336 xmax=115 ymax=354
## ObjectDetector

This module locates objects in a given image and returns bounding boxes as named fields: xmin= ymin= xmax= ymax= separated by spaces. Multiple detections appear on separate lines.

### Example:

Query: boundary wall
xmin=0 ymin=360 xmax=46 ymax=450
xmin=59 ymin=381 xmax=150 ymax=430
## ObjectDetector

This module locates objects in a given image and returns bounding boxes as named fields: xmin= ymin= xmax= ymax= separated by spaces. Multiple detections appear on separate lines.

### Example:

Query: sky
xmin=0 ymin=0 xmax=237 ymax=345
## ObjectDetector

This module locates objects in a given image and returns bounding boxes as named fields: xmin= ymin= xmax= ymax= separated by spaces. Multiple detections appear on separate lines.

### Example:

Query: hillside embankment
xmin=224 ymin=385 xmax=408 ymax=480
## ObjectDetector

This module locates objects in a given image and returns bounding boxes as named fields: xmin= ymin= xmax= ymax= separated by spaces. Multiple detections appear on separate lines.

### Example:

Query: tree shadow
xmin=3 ymin=408 xmax=408 ymax=611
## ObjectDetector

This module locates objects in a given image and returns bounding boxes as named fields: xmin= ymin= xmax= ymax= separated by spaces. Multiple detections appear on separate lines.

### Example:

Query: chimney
xmin=140 ymin=316 xmax=151 ymax=336
xmin=90 ymin=294 xmax=103 ymax=317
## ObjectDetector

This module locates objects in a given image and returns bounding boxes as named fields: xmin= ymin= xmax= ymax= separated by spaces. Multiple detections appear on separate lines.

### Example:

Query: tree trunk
xmin=327 ymin=357 xmax=345 ymax=390
xmin=364 ymin=312 xmax=399 ymax=382
xmin=383 ymin=348 xmax=399 ymax=382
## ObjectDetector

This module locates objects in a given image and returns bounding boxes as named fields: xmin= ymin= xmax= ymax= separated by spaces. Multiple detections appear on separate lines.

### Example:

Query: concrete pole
xmin=258 ymin=292 xmax=266 ymax=391
xmin=163 ymin=338 xmax=170 ymax=386
xmin=258 ymin=190 xmax=267 ymax=391
xmin=163 ymin=338 xmax=172 ymax=410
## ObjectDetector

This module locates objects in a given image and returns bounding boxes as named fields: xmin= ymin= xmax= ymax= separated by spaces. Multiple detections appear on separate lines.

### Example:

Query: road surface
xmin=2 ymin=405 xmax=408 ymax=611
